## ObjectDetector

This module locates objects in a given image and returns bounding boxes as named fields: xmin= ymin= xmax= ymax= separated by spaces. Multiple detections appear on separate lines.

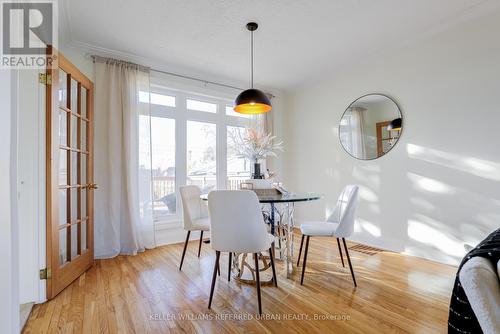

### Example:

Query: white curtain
xmin=93 ymin=56 xmax=155 ymax=258
xmin=350 ymin=107 xmax=367 ymax=159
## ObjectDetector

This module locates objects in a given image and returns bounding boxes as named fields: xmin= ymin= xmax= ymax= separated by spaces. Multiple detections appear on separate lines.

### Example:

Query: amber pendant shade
xmin=234 ymin=88 xmax=272 ymax=114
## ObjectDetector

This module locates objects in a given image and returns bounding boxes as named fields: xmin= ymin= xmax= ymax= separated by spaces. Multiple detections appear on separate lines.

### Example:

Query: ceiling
xmin=60 ymin=0 xmax=499 ymax=91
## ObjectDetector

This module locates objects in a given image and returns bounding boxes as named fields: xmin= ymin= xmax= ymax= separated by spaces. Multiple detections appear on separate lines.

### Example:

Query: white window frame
xmin=146 ymin=80 xmax=251 ymax=224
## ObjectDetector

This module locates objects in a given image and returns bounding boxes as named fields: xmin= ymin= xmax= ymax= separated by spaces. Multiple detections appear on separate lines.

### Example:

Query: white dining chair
xmin=179 ymin=185 xmax=211 ymax=271
xmin=297 ymin=185 xmax=359 ymax=287
xmin=207 ymin=190 xmax=278 ymax=314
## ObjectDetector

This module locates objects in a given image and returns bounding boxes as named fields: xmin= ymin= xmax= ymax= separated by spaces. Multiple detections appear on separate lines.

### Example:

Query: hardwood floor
xmin=24 ymin=233 xmax=456 ymax=333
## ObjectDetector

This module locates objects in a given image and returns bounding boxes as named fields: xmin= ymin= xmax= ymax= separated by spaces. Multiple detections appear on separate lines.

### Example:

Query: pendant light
xmin=387 ymin=118 xmax=402 ymax=131
xmin=234 ymin=22 xmax=272 ymax=114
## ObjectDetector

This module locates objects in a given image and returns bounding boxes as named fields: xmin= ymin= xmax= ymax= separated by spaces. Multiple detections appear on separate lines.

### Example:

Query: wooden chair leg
xmin=336 ymin=238 xmax=345 ymax=267
xmin=228 ymin=252 xmax=232 ymax=282
xmin=208 ymin=250 xmax=220 ymax=309
xmin=269 ymin=243 xmax=278 ymax=287
xmin=179 ymin=231 xmax=191 ymax=270
xmin=342 ymin=238 xmax=357 ymax=287
xmin=297 ymin=235 xmax=304 ymax=266
xmin=197 ymin=231 xmax=204 ymax=258
xmin=254 ymin=253 xmax=262 ymax=314
xmin=300 ymin=236 xmax=310 ymax=285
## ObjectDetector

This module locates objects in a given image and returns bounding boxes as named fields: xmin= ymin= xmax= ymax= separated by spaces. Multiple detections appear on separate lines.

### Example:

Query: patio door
xmin=46 ymin=50 xmax=95 ymax=298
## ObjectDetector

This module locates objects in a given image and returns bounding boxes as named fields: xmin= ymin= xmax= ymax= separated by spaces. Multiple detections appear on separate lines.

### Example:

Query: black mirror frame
xmin=338 ymin=93 xmax=403 ymax=161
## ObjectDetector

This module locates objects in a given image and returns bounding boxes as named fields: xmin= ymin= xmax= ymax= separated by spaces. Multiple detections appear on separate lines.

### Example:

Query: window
xmin=187 ymin=121 xmax=217 ymax=191
xmin=187 ymin=99 xmax=217 ymax=113
xmin=143 ymin=78 xmax=253 ymax=223
xmin=150 ymin=117 xmax=176 ymax=220
xmin=139 ymin=91 xmax=176 ymax=107
xmin=227 ymin=126 xmax=251 ymax=189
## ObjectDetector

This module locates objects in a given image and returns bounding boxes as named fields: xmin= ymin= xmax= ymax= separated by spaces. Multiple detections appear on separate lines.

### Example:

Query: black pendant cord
xmin=233 ymin=21 xmax=274 ymax=112
xmin=251 ymin=29 xmax=254 ymax=89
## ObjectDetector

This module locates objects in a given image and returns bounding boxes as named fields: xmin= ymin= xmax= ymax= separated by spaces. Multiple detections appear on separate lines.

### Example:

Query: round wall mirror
xmin=339 ymin=94 xmax=403 ymax=160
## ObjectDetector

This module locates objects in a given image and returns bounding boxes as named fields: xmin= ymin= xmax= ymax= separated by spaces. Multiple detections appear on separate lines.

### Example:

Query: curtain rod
xmin=92 ymin=54 xmax=275 ymax=98
xmin=149 ymin=68 xmax=275 ymax=98
xmin=150 ymin=68 xmax=245 ymax=91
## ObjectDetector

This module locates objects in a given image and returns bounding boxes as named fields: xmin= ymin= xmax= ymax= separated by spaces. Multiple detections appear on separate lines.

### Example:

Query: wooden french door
xmin=376 ymin=120 xmax=399 ymax=157
xmin=46 ymin=50 xmax=95 ymax=299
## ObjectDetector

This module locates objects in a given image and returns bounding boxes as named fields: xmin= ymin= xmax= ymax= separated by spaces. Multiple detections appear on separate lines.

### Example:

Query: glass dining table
xmin=200 ymin=192 xmax=322 ymax=279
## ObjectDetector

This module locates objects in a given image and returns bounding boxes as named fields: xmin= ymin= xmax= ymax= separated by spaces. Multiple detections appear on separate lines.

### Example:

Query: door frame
xmin=16 ymin=68 xmax=48 ymax=305
xmin=45 ymin=49 xmax=95 ymax=299
xmin=376 ymin=120 xmax=391 ymax=157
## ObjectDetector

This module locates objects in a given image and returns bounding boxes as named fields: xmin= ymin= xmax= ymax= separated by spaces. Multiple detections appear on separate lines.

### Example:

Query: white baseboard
xmin=154 ymin=221 xmax=210 ymax=246
xmin=154 ymin=224 xmax=460 ymax=266
xmin=20 ymin=303 xmax=33 ymax=330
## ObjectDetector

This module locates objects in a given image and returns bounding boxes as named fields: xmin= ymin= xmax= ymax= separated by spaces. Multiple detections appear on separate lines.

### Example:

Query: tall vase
xmin=253 ymin=162 xmax=262 ymax=179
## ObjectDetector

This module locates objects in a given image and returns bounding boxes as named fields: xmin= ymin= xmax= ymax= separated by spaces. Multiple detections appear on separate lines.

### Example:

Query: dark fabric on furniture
xmin=448 ymin=228 xmax=500 ymax=334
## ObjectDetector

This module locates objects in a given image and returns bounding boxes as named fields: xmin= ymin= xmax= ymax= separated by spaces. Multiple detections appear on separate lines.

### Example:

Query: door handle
xmin=87 ymin=183 xmax=99 ymax=190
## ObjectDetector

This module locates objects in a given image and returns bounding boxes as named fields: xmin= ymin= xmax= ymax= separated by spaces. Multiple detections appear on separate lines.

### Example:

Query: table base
xmin=232 ymin=253 xmax=275 ymax=286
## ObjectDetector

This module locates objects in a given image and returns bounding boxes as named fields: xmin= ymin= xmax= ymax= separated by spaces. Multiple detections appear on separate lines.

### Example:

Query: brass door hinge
xmin=38 ymin=73 xmax=52 ymax=85
xmin=39 ymin=268 xmax=51 ymax=280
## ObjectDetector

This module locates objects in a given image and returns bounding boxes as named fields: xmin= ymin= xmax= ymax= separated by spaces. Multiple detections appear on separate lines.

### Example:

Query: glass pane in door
xmin=71 ymin=224 xmax=78 ymax=259
xmin=58 ymin=69 xmax=67 ymax=107
xmin=59 ymin=189 xmax=67 ymax=226
xmin=81 ymin=220 xmax=87 ymax=251
xmin=70 ymin=188 xmax=78 ymax=222
xmin=81 ymin=189 xmax=87 ymax=218
xmin=59 ymin=112 xmax=67 ymax=146
xmin=82 ymin=152 xmax=87 ymax=184
xmin=82 ymin=121 xmax=87 ymax=151
xmin=81 ymin=87 xmax=87 ymax=118
xmin=70 ymin=152 xmax=78 ymax=185
xmin=59 ymin=229 xmax=67 ymax=265
xmin=71 ymin=115 xmax=78 ymax=149
xmin=58 ymin=149 xmax=67 ymax=184
xmin=70 ymin=78 xmax=78 ymax=112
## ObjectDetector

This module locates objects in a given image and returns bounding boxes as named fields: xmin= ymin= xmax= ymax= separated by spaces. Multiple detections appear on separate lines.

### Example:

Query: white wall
xmin=0 ymin=69 xmax=20 ymax=333
xmin=283 ymin=9 xmax=500 ymax=265
xmin=60 ymin=46 xmax=94 ymax=82
xmin=17 ymin=70 xmax=46 ymax=304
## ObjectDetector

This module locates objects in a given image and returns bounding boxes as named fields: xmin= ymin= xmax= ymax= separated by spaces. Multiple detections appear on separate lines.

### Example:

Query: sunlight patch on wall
xmin=358 ymin=186 xmax=378 ymax=202
xmin=410 ymin=197 xmax=435 ymax=211
xmin=357 ymin=218 xmax=382 ymax=237
xmin=352 ymin=165 xmax=380 ymax=189
xmin=475 ymin=212 xmax=500 ymax=231
xmin=407 ymin=143 xmax=500 ymax=181
xmin=408 ymin=173 xmax=456 ymax=194
xmin=367 ymin=203 xmax=381 ymax=214
xmin=407 ymin=220 xmax=464 ymax=257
